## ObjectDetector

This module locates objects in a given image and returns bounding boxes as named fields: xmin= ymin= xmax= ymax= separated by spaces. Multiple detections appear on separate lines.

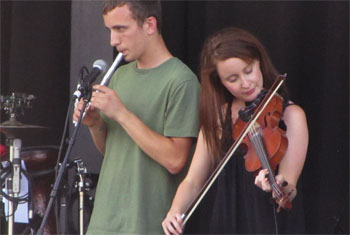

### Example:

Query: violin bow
xmin=181 ymin=74 xmax=286 ymax=227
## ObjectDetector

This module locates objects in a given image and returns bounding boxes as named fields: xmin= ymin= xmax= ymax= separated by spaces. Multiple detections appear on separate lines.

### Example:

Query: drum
xmin=20 ymin=146 xmax=59 ymax=235
xmin=1 ymin=146 xmax=98 ymax=234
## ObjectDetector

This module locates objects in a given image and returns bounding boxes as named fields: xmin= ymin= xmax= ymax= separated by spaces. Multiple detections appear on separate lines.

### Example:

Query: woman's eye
xmin=245 ymin=67 xmax=253 ymax=74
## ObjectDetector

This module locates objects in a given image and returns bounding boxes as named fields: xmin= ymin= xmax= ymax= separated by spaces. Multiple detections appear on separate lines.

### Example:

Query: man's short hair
xmin=102 ymin=0 xmax=162 ymax=33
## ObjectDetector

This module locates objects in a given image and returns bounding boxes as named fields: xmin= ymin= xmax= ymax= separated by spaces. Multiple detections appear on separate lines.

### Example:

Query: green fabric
xmin=87 ymin=57 xmax=200 ymax=234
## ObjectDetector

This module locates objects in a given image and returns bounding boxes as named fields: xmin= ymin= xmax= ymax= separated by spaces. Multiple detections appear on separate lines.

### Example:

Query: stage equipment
xmin=0 ymin=93 xmax=45 ymax=139
xmin=38 ymin=55 xmax=123 ymax=235
xmin=73 ymin=53 xmax=123 ymax=126
xmin=0 ymin=93 xmax=43 ymax=235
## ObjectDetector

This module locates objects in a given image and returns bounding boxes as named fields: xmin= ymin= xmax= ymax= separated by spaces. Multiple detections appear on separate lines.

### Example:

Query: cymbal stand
xmin=37 ymin=92 xmax=92 ymax=235
xmin=6 ymin=138 xmax=22 ymax=235
xmin=73 ymin=159 xmax=87 ymax=235
xmin=1 ymin=93 xmax=35 ymax=127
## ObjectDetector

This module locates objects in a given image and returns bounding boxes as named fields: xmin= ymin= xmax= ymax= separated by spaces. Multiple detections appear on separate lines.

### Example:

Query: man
xmin=73 ymin=0 xmax=200 ymax=233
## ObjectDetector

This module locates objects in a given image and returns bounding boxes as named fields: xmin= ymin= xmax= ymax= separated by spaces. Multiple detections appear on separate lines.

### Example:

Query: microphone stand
xmin=36 ymin=90 xmax=92 ymax=235
xmin=7 ymin=138 xmax=21 ymax=235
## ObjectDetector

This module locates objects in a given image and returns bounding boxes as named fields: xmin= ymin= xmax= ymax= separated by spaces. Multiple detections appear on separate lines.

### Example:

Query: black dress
xmin=185 ymin=103 xmax=305 ymax=234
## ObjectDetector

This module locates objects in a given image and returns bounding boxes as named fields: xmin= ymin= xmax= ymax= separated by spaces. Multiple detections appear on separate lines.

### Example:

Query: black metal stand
xmin=37 ymin=92 xmax=91 ymax=235
xmin=1 ymin=138 xmax=24 ymax=235
xmin=58 ymin=176 xmax=69 ymax=234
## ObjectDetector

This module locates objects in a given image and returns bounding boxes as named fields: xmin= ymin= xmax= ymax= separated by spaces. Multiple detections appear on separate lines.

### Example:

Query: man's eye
xmin=113 ymin=26 xmax=126 ymax=33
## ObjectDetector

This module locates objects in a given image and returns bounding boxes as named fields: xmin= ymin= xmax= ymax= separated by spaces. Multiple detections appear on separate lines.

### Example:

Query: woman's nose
xmin=241 ymin=76 xmax=251 ymax=88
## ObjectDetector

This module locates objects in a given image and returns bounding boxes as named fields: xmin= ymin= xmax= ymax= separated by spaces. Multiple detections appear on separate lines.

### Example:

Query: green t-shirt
xmin=87 ymin=57 xmax=200 ymax=234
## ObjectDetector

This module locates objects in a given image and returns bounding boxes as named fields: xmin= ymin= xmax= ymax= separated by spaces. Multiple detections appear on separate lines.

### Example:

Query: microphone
xmin=12 ymin=138 xmax=22 ymax=196
xmin=72 ymin=54 xmax=123 ymax=126
xmin=73 ymin=59 xmax=108 ymax=99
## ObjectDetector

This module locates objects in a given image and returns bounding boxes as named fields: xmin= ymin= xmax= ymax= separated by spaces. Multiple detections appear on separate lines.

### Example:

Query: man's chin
xmin=122 ymin=55 xmax=133 ymax=62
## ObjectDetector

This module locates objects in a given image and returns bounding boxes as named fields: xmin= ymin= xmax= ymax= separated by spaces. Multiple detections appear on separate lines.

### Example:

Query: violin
xmin=233 ymin=83 xmax=292 ymax=211
xmin=181 ymin=74 xmax=289 ymax=227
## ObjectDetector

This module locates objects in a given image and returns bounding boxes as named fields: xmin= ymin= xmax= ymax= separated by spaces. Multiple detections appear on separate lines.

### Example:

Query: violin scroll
xmin=238 ymin=90 xmax=268 ymax=122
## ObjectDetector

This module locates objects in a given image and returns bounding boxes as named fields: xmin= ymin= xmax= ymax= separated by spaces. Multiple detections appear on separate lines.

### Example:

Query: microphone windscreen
xmin=93 ymin=59 xmax=108 ymax=73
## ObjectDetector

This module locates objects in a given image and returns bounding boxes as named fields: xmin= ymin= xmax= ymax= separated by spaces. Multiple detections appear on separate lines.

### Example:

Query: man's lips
xmin=118 ymin=49 xmax=126 ymax=55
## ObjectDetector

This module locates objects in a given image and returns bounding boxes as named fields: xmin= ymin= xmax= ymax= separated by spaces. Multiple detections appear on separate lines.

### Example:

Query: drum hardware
xmin=73 ymin=158 xmax=87 ymax=235
xmin=0 ymin=93 xmax=46 ymax=139
xmin=0 ymin=122 xmax=46 ymax=140
xmin=0 ymin=138 xmax=31 ymax=235
xmin=58 ymin=177 xmax=69 ymax=235
xmin=21 ymin=146 xmax=60 ymax=234
xmin=0 ymin=93 xmax=35 ymax=119
xmin=38 ymin=56 xmax=116 ymax=233
xmin=0 ymin=93 xmax=35 ymax=126
xmin=0 ymin=93 xmax=48 ymax=235
xmin=37 ymin=86 xmax=92 ymax=235
xmin=66 ymin=159 xmax=96 ymax=235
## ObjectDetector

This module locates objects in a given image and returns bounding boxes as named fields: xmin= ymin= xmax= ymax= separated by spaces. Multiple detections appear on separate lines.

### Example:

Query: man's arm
xmin=90 ymin=84 xmax=195 ymax=174
xmin=88 ymin=118 xmax=108 ymax=154
xmin=119 ymin=110 xmax=194 ymax=174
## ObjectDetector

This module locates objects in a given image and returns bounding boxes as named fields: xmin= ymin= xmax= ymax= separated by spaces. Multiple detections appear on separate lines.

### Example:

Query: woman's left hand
xmin=255 ymin=169 xmax=297 ymax=207
xmin=254 ymin=169 xmax=272 ymax=191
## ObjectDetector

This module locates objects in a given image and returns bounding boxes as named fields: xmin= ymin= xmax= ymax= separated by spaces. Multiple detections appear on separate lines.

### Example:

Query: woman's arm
xmin=255 ymin=104 xmax=309 ymax=204
xmin=162 ymin=130 xmax=214 ymax=235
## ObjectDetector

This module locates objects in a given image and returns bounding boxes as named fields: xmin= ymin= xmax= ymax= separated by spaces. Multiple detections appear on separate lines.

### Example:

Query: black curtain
xmin=162 ymin=2 xmax=349 ymax=233
xmin=0 ymin=0 xmax=71 ymax=146
xmin=1 ymin=1 xmax=348 ymax=234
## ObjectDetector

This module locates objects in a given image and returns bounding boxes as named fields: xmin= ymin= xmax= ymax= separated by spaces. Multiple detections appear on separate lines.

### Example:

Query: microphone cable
xmin=0 ymin=163 xmax=32 ymax=218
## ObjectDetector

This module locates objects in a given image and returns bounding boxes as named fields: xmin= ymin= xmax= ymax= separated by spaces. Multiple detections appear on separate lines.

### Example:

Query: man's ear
xmin=144 ymin=16 xmax=157 ymax=35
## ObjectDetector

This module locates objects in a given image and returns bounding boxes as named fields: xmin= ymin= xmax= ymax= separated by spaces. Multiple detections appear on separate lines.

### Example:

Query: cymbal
xmin=0 ymin=119 xmax=46 ymax=128
xmin=0 ymin=119 xmax=47 ymax=138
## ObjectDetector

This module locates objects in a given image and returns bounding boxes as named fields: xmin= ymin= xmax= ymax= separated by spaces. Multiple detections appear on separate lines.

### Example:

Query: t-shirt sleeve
xmin=164 ymin=78 xmax=200 ymax=138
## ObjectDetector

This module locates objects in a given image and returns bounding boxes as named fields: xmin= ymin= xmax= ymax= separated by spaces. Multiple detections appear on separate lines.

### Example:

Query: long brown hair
xmin=199 ymin=27 xmax=288 ymax=163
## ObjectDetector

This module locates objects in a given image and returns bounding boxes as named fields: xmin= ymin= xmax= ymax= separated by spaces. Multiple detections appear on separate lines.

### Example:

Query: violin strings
xmin=249 ymin=125 xmax=283 ymax=198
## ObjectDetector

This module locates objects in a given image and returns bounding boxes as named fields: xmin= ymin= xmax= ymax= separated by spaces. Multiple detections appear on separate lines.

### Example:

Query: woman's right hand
xmin=73 ymin=99 xmax=101 ymax=127
xmin=162 ymin=212 xmax=183 ymax=235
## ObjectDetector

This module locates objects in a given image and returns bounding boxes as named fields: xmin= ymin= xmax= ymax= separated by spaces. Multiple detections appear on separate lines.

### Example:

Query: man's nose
xmin=110 ymin=31 xmax=120 ymax=47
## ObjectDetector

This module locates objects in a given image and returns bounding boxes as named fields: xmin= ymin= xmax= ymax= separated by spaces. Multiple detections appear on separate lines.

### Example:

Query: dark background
xmin=1 ymin=0 xmax=348 ymax=234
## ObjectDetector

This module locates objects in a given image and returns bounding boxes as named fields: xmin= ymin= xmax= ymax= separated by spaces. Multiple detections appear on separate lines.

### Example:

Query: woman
xmin=162 ymin=27 xmax=308 ymax=234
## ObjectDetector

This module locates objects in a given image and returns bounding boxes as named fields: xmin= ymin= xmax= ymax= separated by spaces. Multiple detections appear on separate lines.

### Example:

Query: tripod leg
xmin=58 ymin=182 xmax=68 ymax=234
xmin=7 ymin=196 xmax=13 ymax=235
xmin=79 ymin=191 xmax=84 ymax=235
